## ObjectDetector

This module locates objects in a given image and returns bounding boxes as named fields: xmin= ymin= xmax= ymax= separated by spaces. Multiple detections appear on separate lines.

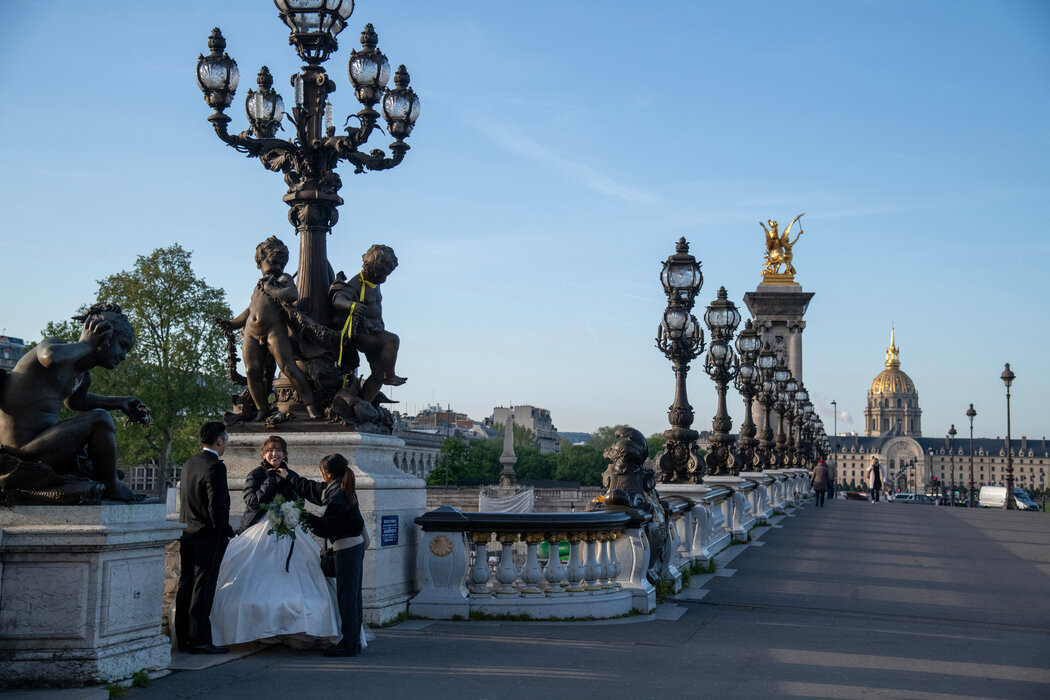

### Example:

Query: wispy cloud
xmin=466 ymin=115 xmax=665 ymax=206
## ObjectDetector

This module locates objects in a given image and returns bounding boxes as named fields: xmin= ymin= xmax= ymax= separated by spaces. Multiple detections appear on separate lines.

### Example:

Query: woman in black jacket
xmin=239 ymin=435 xmax=300 ymax=533
xmin=281 ymin=453 xmax=365 ymax=657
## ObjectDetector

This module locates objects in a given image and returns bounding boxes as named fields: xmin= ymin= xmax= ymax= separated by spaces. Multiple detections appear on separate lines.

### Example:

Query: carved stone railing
xmin=410 ymin=506 xmax=652 ymax=620
xmin=739 ymin=471 xmax=775 ymax=523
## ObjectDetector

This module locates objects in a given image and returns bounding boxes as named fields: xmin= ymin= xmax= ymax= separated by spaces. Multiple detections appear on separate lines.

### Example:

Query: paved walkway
xmin=12 ymin=500 xmax=1050 ymax=699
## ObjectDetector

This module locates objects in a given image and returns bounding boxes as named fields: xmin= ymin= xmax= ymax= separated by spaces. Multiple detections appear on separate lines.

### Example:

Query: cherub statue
xmin=221 ymin=237 xmax=321 ymax=421
xmin=0 ymin=303 xmax=149 ymax=502
xmin=330 ymin=244 xmax=406 ymax=404
xmin=760 ymin=213 xmax=804 ymax=277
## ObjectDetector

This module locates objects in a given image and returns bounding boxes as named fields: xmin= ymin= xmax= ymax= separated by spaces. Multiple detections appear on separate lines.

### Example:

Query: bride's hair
xmin=320 ymin=453 xmax=356 ymax=502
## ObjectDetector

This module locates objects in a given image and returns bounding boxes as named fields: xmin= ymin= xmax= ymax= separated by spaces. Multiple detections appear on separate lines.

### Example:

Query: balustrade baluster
xmin=582 ymin=534 xmax=601 ymax=591
xmin=468 ymin=532 xmax=494 ymax=594
xmin=520 ymin=533 xmax=544 ymax=594
xmin=542 ymin=532 xmax=568 ymax=596
xmin=606 ymin=532 xmax=623 ymax=589
xmin=594 ymin=532 xmax=612 ymax=590
xmin=495 ymin=533 xmax=519 ymax=595
xmin=564 ymin=533 xmax=586 ymax=593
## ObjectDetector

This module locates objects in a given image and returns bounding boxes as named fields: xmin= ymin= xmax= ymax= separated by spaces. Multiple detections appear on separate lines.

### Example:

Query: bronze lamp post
xmin=966 ymin=403 xmax=977 ymax=507
xmin=733 ymin=320 xmax=762 ymax=471
xmin=1002 ymin=363 xmax=1017 ymax=509
xmin=654 ymin=238 xmax=705 ymax=483
xmin=703 ymin=287 xmax=741 ymax=476
xmin=196 ymin=1 xmax=420 ymax=329
xmin=755 ymin=343 xmax=778 ymax=469
xmin=948 ymin=424 xmax=957 ymax=506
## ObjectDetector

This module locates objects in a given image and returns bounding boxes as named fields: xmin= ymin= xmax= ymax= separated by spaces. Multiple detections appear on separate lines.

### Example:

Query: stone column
xmin=744 ymin=283 xmax=815 ymax=426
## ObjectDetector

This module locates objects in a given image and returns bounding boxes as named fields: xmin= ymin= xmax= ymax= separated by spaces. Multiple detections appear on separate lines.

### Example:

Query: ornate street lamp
xmin=772 ymin=358 xmax=792 ymax=469
xmin=948 ymin=424 xmax=957 ymax=506
xmin=793 ymin=386 xmax=810 ymax=467
xmin=1002 ymin=363 xmax=1018 ymax=509
xmin=733 ymin=319 xmax=762 ymax=471
xmin=654 ymin=238 xmax=705 ymax=483
xmin=755 ymin=343 xmax=778 ymax=469
xmin=703 ymin=287 xmax=741 ymax=476
xmin=196 ymin=6 xmax=420 ymax=330
xmin=781 ymin=374 xmax=798 ymax=467
xmin=966 ymin=403 xmax=977 ymax=507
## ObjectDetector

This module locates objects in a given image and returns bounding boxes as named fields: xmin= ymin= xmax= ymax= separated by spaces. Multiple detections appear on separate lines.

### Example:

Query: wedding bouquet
xmin=266 ymin=495 xmax=310 ymax=541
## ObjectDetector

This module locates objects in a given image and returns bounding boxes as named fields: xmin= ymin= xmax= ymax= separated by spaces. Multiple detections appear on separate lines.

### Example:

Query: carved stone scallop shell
xmin=429 ymin=535 xmax=454 ymax=557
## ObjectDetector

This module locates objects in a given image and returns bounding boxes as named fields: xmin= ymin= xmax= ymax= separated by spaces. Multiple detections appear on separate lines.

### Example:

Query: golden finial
xmin=885 ymin=326 xmax=900 ymax=369
xmin=760 ymin=213 xmax=804 ymax=285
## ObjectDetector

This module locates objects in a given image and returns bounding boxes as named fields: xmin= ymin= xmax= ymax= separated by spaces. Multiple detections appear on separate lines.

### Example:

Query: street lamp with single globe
xmin=966 ymin=403 xmax=977 ymax=507
xmin=654 ymin=238 xmax=705 ymax=483
xmin=702 ymin=287 xmax=741 ymax=476
xmin=948 ymin=424 xmax=957 ymax=506
xmin=1002 ymin=363 xmax=1018 ymax=509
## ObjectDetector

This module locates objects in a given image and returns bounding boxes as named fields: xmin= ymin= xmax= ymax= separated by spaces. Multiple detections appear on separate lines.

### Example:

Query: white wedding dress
xmin=210 ymin=520 xmax=341 ymax=648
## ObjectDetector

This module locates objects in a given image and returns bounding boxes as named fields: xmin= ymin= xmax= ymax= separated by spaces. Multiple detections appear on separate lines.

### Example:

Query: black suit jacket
xmin=180 ymin=450 xmax=234 ymax=538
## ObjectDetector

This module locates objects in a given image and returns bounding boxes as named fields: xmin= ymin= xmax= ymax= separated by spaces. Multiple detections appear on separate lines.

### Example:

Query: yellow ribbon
xmin=338 ymin=272 xmax=376 ymax=385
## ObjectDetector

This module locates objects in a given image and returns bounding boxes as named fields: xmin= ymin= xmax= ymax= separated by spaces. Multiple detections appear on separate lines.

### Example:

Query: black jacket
xmin=239 ymin=463 xmax=301 ymax=533
xmin=287 ymin=473 xmax=364 ymax=542
xmin=180 ymin=450 xmax=234 ymax=538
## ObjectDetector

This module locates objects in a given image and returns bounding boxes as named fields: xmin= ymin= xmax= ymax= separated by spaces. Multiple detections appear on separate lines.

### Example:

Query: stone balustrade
xmin=409 ymin=471 xmax=815 ymax=621
xmin=410 ymin=506 xmax=651 ymax=620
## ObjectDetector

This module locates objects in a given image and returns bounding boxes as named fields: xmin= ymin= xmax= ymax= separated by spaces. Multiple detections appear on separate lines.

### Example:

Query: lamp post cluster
xmin=654 ymin=238 xmax=706 ymax=483
xmin=196 ymin=0 xmax=420 ymax=329
xmin=654 ymin=238 xmax=827 ymax=483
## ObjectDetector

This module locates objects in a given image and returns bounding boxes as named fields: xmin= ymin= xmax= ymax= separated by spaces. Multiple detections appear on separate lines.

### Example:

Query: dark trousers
xmin=815 ymin=489 xmax=826 ymax=507
xmin=334 ymin=543 xmax=365 ymax=651
xmin=870 ymin=488 xmax=881 ymax=503
xmin=175 ymin=534 xmax=227 ymax=649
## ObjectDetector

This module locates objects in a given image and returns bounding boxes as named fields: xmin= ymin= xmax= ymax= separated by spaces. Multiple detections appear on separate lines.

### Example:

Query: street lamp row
xmin=654 ymin=238 xmax=827 ymax=484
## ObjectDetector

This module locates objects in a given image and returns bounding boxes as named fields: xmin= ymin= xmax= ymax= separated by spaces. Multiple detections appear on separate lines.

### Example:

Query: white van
xmin=979 ymin=486 xmax=1041 ymax=510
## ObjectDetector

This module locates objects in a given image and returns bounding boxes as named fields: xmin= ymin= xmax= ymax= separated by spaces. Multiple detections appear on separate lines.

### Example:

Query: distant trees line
xmin=426 ymin=425 xmax=687 ymax=487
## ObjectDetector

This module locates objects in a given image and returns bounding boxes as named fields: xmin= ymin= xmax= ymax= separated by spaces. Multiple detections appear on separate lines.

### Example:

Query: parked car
xmin=891 ymin=493 xmax=918 ymax=503
xmin=979 ymin=486 xmax=1042 ymax=511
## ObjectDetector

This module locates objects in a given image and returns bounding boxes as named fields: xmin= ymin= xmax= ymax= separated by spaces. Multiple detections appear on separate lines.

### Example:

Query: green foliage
xmin=426 ymin=437 xmax=503 ymax=485
xmin=41 ymin=245 xmax=232 ymax=481
xmin=105 ymin=683 xmax=130 ymax=698
xmin=647 ymin=432 xmax=667 ymax=460
xmin=493 ymin=421 xmax=540 ymax=451
xmin=515 ymin=448 xmax=556 ymax=481
xmin=131 ymin=669 xmax=152 ymax=688
xmin=553 ymin=444 xmax=607 ymax=486
xmin=586 ymin=425 xmax=626 ymax=454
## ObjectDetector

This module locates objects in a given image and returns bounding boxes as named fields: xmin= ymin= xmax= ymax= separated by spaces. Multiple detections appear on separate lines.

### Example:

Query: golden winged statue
xmin=760 ymin=213 xmax=804 ymax=281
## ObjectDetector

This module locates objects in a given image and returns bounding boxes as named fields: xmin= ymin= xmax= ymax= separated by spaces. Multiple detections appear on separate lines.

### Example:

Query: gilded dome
xmin=868 ymin=327 xmax=917 ymax=396
xmin=870 ymin=367 xmax=916 ymax=395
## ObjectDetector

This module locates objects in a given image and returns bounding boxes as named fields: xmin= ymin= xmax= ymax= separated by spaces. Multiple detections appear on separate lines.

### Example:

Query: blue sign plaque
xmin=380 ymin=515 xmax=398 ymax=547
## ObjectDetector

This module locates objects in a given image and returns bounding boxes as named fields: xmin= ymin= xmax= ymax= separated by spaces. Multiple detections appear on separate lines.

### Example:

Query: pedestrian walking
xmin=865 ymin=456 xmax=886 ymax=504
xmin=811 ymin=460 xmax=831 ymax=507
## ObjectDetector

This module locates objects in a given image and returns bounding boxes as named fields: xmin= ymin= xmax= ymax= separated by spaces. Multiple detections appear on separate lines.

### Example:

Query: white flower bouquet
xmin=266 ymin=494 xmax=310 ymax=541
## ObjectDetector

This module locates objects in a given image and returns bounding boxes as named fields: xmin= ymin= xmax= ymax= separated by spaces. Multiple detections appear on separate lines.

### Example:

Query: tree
xmin=647 ymin=433 xmax=668 ymax=460
xmin=586 ymin=425 xmax=626 ymax=454
xmin=553 ymin=444 xmax=608 ymax=486
xmin=495 ymin=421 xmax=540 ymax=451
xmin=43 ymin=245 xmax=232 ymax=482
xmin=426 ymin=437 xmax=469 ymax=486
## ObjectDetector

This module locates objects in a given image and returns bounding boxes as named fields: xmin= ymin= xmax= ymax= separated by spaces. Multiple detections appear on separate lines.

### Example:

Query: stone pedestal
xmin=223 ymin=430 xmax=426 ymax=625
xmin=744 ymin=283 xmax=814 ymax=428
xmin=0 ymin=504 xmax=182 ymax=688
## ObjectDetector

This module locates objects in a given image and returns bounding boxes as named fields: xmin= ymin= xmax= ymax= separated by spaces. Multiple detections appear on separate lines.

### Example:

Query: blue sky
xmin=2 ymin=1 xmax=1048 ymax=442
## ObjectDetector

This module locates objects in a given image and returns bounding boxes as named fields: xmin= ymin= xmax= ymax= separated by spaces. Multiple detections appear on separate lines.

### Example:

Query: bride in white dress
xmin=209 ymin=437 xmax=340 ymax=648
xmin=209 ymin=514 xmax=342 ymax=648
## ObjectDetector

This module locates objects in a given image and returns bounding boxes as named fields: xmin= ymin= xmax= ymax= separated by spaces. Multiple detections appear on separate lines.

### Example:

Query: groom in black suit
xmin=175 ymin=421 xmax=236 ymax=654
